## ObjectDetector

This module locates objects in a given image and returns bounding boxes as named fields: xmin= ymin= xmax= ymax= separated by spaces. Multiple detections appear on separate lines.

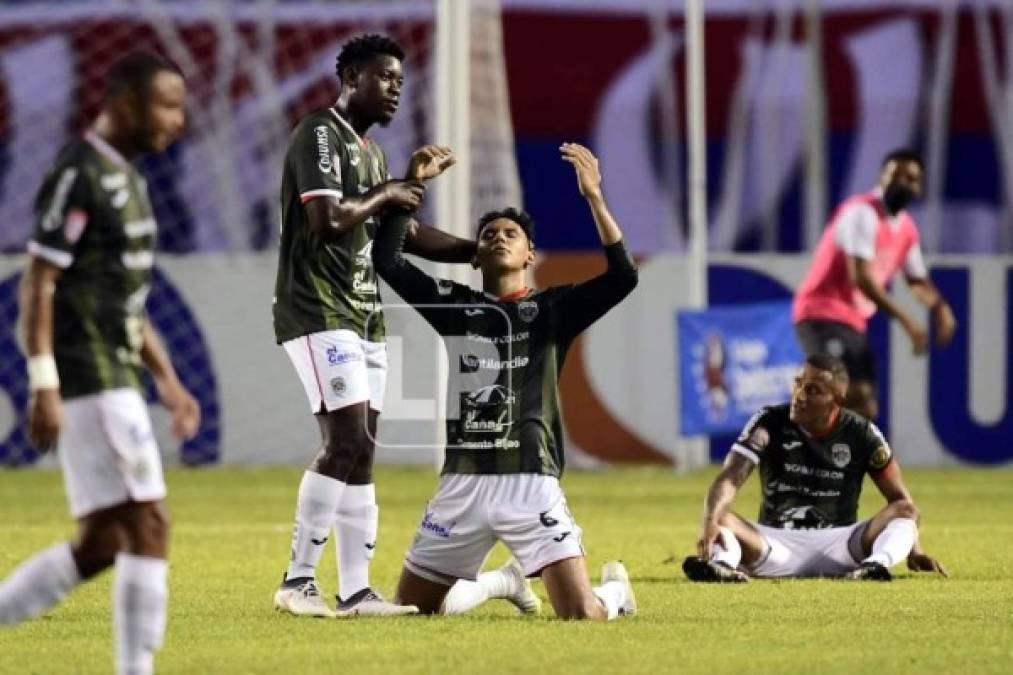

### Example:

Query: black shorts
xmin=794 ymin=319 xmax=875 ymax=384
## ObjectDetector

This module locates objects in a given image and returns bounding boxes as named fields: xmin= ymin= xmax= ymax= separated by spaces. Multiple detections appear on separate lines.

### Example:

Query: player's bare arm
xmin=850 ymin=256 xmax=927 ymax=354
xmin=140 ymin=319 xmax=200 ymax=440
xmin=19 ymin=255 xmax=64 ymax=452
xmin=697 ymin=452 xmax=754 ymax=558
xmin=304 ymin=179 xmax=424 ymax=241
xmin=906 ymin=276 xmax=957 ymax=347
xmin=561 ymin=142 xmax=622 ymax=245
xmin=870 ymin=460 xmax=948 ymax=576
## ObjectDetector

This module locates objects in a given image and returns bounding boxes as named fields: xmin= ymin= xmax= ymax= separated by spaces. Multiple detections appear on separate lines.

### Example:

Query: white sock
xmin=286 ymin=471 xmax=344 ymax=580
xmin=592 ymin=581 xmax=626 ymax=621
xmin=113 ymin=554 xmax=168 ymax=675
xmin=0 ymin=542 xmax=80 ymax=625
xmin=864 ymin=518 xmax=917 ymax=568
xmin=334 ymin=483 xmax=377 ymax=601
xmin=441 ymin=570 xmax=514 ymax=615
xmin=710 ymin=527 xmax=742 ymax=568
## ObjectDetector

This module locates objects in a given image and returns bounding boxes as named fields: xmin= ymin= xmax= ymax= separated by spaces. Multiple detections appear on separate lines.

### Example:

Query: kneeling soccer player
xmin=373 ymin=143 xmax=638 ymax=619
xmin=683 ymin=355 xmax=948 ymax=582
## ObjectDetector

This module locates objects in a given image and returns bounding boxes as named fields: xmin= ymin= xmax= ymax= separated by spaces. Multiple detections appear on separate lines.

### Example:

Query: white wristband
xmin=27 ymin=354 xmax=60 ymax=391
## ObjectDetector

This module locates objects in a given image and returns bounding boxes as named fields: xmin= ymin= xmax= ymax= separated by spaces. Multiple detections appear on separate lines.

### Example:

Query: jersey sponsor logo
xmin=122 ymin=250 xmax=154 ymax=270
xmin=467 ymin=331 xmax=529 ymax=345
xmin=330 ymin=376 xmax=346 ymax=395
xmin=783 ymin=440 xmax=803 ymax=450
xmin=420 ymin=509 xmax=455 ymax=538
xmin=462 ymin=354 xmax=529 ymax=371
xmin=352 ymin=269 xmax=378 ymax=295
xmin=100 ymin=172 xmax=127 ymax=190
xmin=462 ymin=384 xmax=516 ymax=435
xmin=124 ymin=218 xmax=157 ymax=238
xmin=831 ymin=443 xmax=851 ymax=468
xmin=40 ymin=168 xmax=79 ymax=232
xmin=518 ymin=300 xmax=539 ymax=323
xmin=326 ymin=347 xmax=362 ymax=366
xmin=783 ymin=463 xmax=844 ymax=480
xmin=314 ymin=125 xmax=333 ymax=174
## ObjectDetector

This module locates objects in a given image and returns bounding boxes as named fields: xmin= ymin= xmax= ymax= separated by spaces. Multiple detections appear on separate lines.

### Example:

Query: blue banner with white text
xmin=678 ymin=301 xmax=803 ymax=436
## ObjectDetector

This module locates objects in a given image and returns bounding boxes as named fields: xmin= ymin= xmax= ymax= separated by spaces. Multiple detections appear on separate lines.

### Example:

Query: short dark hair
xmin=104 ymin=51 xmax=180 ymax=102
xmin=881 ymin=148 xmax=924 ymax=171
xmin=804 ymin=354 xmax=849 ymax=398
xmin=476 ymin=207 xmax=536 ymax=245
xmin=335 ymin=33 xmax=405 ymax=83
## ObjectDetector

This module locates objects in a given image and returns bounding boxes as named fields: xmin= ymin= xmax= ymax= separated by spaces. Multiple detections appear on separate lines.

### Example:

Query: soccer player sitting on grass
xmin=373 ymin=143 xmax=638 ymax=620
xmin=683 ymin=355 xmax=947 ymax=583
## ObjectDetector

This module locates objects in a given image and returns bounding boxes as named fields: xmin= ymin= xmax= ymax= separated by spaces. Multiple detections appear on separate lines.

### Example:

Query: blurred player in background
xmin=0 ymin=52 xmax=199 ymax=675
xmin=374 ymin=143 xmax=638 ymax=620
xmin=792 ymin=149 xmax=957 ymax=420
xmin=683 ymin=355 xmax=947 ymax=583
xmin=272 ymin=34 xmax=473 ymax=617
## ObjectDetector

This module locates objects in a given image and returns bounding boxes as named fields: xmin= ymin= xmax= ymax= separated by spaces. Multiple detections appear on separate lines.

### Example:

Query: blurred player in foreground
xmin=683 ymin=355 xmax=947 ymax=583
xmin=374 ymin=143 xmax=638 ymax=620
xmin=272 ymin=34 xmax=473 ymax=618
xmin=793 ymin=149 xmax=956 ymax=420
xmin=0 ymin=52 xmax=199 ymax=675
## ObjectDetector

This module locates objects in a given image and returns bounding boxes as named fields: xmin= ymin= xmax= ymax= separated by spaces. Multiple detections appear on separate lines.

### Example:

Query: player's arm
xmin=139 ymin=319 xmax=200 ymax=440
xmin=869 ymin=455 xmax=947 ymax=576
xmin=373 ymin=209 xmax=461 ymax=334
xmin=697 ymin=451 xmax=755 ymax=558
xmin=19 ymin=256 xmax=64 ymax=452
xmin=902 ymin=244 xmax=957 ymax=347
xmin=304 ymin=180 xmax=423 ymax=241
xmin=398 ymin=144 xmax=476 ymax=263
xmin=838 ymin=204 xmax=926 ymax=354
xmin=553 ymin=143 xmax=638 ymax=339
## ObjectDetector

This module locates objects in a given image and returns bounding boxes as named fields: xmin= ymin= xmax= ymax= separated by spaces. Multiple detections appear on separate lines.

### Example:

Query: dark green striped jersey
xmin=28 ymin=133 xmax=157 ymax=399
xmin=273 ymin=108 xmax=390 ymax=344
xmin=373 ymin=213 xmax=638 ymax=478
xmin=732 ymin=404 xmax=894 ymax=529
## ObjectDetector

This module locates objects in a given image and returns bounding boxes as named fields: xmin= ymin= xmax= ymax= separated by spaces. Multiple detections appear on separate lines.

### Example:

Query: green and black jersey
xmin=373 ymin=213 xmax=638 ymax=479
xmin=28 ymin=133 xmax=157 ymax=400
xmin=732 ymin=404 xmax=894 ymax=529
xmin=273 ymin=108 xmax=391 ymax=344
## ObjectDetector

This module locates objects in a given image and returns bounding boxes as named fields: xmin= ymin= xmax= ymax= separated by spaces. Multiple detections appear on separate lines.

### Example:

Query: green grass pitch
xmin=1 ymin=466 xmax=1010 ymax=674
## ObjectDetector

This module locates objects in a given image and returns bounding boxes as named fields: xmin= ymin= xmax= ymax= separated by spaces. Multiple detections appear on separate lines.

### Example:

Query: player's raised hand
xmin=384 ymin=179 xmax=426 ymax=211
xmin=158 ymin=379 xmax=201 ymax=441
xmin=407 ymin=145 xmax=456 ymax=181
xmin=27 ymin=389 xmax=62 ymax=453
xmin=907 ymin=551 xmax=948 ymax=577
xmin=560 ymin=143 xmax=602 ymax=199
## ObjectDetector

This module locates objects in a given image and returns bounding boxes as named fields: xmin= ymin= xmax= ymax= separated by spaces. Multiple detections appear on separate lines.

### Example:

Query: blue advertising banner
xmin=678 ymin=301 xmax=803 ymax=436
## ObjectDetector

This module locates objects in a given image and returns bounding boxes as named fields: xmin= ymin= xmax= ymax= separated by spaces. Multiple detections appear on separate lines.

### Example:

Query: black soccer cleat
xmin=682 ymin=556 xmax=749 ymax=583
xmin=846 ymin=561 xmax=893 ymax=581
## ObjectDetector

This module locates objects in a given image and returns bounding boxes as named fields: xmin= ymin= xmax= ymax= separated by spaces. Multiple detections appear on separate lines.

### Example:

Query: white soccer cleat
xmin=600 ymin=560 xmax=637 ymax=617
xmin=273 ymin=577 xmax=335 ymax=618
xmin=500 ymin=558 xmax=542 ymax=615
xmin=335 ymin=588 xmax=420 ymax=618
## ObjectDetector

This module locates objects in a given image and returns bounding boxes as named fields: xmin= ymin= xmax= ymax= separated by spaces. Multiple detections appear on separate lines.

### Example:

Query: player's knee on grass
xmin=395 ymin=568 xmax=448 ymax=615
xmin=846 ymin=382 xmax=877 ymax=420
xmin=551 ymin=595 xmax=605 ymax=621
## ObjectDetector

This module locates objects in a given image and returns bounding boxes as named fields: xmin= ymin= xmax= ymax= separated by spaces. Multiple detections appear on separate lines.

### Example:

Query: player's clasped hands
xmin=384 ymin=179 xmax=426 ymax=211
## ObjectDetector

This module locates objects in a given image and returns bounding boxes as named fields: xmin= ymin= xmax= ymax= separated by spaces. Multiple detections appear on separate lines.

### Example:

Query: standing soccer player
xmin=272 ymin=34 xmax=471 ymax=617
xmin=0 ymin=52 xmax=199 ymax=675
xmin=793 ymin=149 xmax=957 ymax=420
xmin=374 ymin=143 xmax=639 ymax=620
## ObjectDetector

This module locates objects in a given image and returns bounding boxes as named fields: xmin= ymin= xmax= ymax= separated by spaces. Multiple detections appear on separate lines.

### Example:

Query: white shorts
xmin=748 ymin=521 xmax=869 ymax=578
xmin=404 ymin=473 xmax=585 ymax=583
xmin=283 ymin=329 xmax=387 ymax=413
xmin=57 ymin=388 xmax=166 ymax=519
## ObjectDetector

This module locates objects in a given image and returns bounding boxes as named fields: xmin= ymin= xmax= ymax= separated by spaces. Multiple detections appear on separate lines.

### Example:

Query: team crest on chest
xmin=831 ymin=443 xmax=851 ymax=468
xmin=518 ymin=300 xmax=539 ymax=323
